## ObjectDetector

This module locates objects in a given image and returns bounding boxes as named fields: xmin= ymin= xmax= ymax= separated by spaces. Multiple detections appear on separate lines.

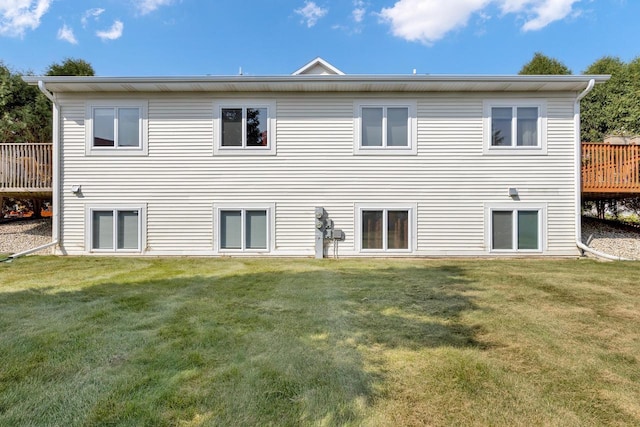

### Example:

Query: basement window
xmin=486 ymin=204 xmax=545 ymax=252
xmin=214 ymin=204 xmax=275 ymax=252
xmin=88 ymin=205 xmax=145 ymax=253
xmin=356 ymin=203 xmax=416 ymax=253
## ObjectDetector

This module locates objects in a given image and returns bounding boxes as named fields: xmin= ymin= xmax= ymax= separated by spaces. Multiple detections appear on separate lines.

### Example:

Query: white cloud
xmin=519 ymin=0 xmax=580 ymax=31
xmin=353 ymin=0 xmax=366 ymax=23
xmin=0 ymin=0 xmax=51 ymax=37
xmin=81 ymin=8 xmax=105 ymax=28
xmin=380 ymin=0 xmax=583 ymax=45
xmin=137 ymin=0 xmax=174 ymax=15
xmin=96 ymin=20 xmax=123 ymax=40
xmin=295 ymin=1 xmax=328 ymax=28
xmin=57 ymin=23 xmax=77 ymax=44
xmin=380 ymin=0 xmax=489 ymax=44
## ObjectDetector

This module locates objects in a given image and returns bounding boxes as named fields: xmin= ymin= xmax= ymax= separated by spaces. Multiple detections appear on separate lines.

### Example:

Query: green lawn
xmin=1 ymin=257 xmax=639 ymax=426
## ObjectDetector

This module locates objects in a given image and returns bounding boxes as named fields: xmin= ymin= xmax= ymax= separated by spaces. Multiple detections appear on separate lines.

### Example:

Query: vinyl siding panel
xmin=55 ymin=92 xmax=579 ymax=256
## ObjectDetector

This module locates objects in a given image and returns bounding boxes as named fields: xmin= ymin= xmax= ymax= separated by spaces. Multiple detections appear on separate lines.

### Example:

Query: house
xmin=23 ymin=58 xmax=609 ymax=257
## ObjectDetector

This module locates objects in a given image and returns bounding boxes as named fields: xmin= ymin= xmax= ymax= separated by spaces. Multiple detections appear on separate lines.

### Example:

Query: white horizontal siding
xmin=55 ymin=92 xmax=579 ymax=256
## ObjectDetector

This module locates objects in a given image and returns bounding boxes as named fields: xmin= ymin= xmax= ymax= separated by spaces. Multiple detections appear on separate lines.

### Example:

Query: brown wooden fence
xmin=0 ymin=143 xmax=53 ymax=191
xmin=582 ymin=143 xmax=640 ymax=194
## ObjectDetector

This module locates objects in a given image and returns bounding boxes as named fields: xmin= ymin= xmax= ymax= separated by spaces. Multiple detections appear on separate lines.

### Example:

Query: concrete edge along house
xmin=23 ymin=58 xmax=609 ymax=258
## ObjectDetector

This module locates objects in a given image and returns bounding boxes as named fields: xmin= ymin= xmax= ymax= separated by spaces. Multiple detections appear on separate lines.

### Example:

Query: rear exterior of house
xmin=25 ymin=59 xmax=608 ymax=257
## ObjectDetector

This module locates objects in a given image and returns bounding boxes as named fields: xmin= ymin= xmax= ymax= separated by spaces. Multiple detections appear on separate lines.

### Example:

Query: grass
xmin=0 ymin=257 xmax=639 ymax=426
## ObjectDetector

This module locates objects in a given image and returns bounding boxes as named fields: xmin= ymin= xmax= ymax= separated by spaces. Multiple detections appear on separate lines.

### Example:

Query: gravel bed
xmin=1 ymin=217 xmax=638 ymax=260
xmin=581 ymin=217 xmax=640 ymax=260
xmin=0 ymin=219 xmax=53 ymax=255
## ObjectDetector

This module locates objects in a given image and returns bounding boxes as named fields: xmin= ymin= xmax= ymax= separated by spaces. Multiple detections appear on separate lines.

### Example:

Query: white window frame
xmin=483 ymin=100 xmax=547 ymax=155
xmin=85 ymin=204 xmax=147 ymax=254
xmin=85 ymin=100 xmax=148 ymax=156
xmin=213 ymin=203 xmax=275 ymax=253
xmin=354 ymin=100 xmax=418 ymax=155
xmin=213 ymin=100 xmax=276 ymax=156
xmin=485 ymin=203 xmax=546 ymax=253
xmin=355 ymin=203 xmax=417 ymax=253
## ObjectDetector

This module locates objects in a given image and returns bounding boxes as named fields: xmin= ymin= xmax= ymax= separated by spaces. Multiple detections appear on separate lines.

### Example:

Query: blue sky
xmin=0 ymin=0 xmax=637 ymax=76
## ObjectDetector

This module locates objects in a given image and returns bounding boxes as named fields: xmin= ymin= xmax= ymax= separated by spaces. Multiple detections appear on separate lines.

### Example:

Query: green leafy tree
xmin=46 ymin=58 xmax=94 ymax=76
xmin=1 ymin=58 xmax=95 ymax=144
xmin=0 ymin=62 xmax=51 ymax=143
xmin=580 ymin=56 xmax=640 ymax=142
xmin=519 ymin=52 xmax=572 ymax=75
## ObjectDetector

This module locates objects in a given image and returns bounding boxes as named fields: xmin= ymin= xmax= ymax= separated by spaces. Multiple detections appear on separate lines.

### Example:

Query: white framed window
xmin=213 ymin=203 xmax=275 ymax=253
xmin=86 ymin=204 xmax=146 ymax=253
xmin=85 ymin=101 xmax=148 ymax=156
xmin=485 ymin=203 xmax=546 ymax=253
xmin=213 ymin=101 xmax=276 ymax=155
xmin=483 ymin=100 xmax=547 ymax=155
xmin=355 ymin=203 xmax=416 ymax=253
xmin=354 ymin=101 xmax=417 ymax=155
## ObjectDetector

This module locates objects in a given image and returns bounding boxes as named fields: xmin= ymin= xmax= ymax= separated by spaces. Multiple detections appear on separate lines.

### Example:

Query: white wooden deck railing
xmin=0 ymin=143 xmax=53 ymax=191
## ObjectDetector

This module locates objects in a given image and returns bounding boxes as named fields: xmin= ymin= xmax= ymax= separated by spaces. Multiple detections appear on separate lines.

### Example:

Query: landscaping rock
xmin=0 ymin=219 xmax=53 ymax=255
xmin=581 ymin=217 xmax=640 ymax=260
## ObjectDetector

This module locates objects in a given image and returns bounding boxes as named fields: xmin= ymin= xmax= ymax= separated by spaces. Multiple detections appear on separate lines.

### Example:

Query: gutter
xmin=5 ymin=81 xmax=60 ymax=261
xmin=574 ymin=79 xmax=633 ymax=261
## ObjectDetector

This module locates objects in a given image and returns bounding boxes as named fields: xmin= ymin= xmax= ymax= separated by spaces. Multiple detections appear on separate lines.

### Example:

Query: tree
xmin=580 ymin=56 xmax=640 ymax=142
xmin=46 ymin=58 xmax=94 ymax=76
xmin=519 ymin=52 xmax=572 ymax=75
xmin=0 ymin=58 xmax=96 ymax=144
xmin=1 ymin=58 xmax=94 ymax=217
xmin=0 ymin=62 xmax=51 ymax=143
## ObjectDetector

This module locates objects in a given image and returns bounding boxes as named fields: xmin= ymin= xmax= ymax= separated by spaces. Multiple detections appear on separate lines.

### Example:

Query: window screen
xmin=92 ymin=211 xmax=114 ymax=249
xmin=387 ymin=108 xmax=408 ymax=147
xmin=491 ymin=107 xmax=512 ymax=147
xmin=517 ymin=211 xmax=539 ymax=249
xmin=117 ymin=210 xmax=139 ymax=249
xmin=361 ymin=108 xmax=383 ymax=147
xmin=362 ymin=210 xmax=383 ymax=249
xmin=221 ymin=109 xmax=243 ymax=147
xmin=492 ymin=211 xmax=513 ymax=250
xmin=118 ymin=108 xmax=140 ymax=147
xmin=93 ymin=108 xmax=115 ymax=147
xmin=246 ymin=210 xmax=267 ymax=249
xmin=220 ymin=210 xmax=242 ymax=249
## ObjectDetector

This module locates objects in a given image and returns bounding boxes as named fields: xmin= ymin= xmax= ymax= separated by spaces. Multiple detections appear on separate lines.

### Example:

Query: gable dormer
xmin=292 ymin=57 xmax=345 ymax=76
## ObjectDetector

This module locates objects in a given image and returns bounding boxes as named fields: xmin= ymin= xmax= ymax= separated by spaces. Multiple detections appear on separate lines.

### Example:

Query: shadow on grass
xmin=0 ymin=263 xmax=480 ymax=426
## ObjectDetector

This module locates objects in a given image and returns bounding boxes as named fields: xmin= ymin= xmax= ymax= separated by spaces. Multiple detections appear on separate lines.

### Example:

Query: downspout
xmin=5 ymin=81 xmax=60 ymax=261
xmin=574 ymin=79 xmax=632 ymax=261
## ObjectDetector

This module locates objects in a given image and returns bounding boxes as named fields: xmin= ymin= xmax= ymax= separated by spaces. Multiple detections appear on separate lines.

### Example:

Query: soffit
xmin=23 ymin=75 xmax=610 ymax=94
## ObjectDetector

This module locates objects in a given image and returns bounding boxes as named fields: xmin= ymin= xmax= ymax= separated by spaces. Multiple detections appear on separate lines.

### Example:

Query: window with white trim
xmin=85 ymin=101 xmax=148 ymax=156
xmin=214 ymin=205 xmax=274 ymax=252
xmin=214 ymin=101 xmax=276 ymax=155
xmin=489 ymin=208 xmax=542 ymax=252
xmin=483 ymin=100 xmax=546 ymax=155
xmin=88 ymin=206 xmax=144 ymax=253
xmin=356 ymin=204 xmax=416 ymax=252
xmin=355 ymin=101 xmax=417 ymax=155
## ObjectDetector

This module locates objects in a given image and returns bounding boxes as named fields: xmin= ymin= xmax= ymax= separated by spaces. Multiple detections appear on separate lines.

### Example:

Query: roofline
xmin=22 ymin=74 xmax=610 ymax=95
xmin=292 ymin=57 xmax=345 ymax=75
xmin=23 ymin=74 xmax=610 ymax=85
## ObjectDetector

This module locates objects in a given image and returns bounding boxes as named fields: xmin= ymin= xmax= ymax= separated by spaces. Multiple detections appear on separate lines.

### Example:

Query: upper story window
xmin=214 ymin=101 xmax=276 ymax=155
xmin=483 ymin=100 xmax=547 ymax=155
xmin=354 ymin=101 xmax=417 ymax=155
xmin=85 ymin=101 xmax=148 ymax=156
